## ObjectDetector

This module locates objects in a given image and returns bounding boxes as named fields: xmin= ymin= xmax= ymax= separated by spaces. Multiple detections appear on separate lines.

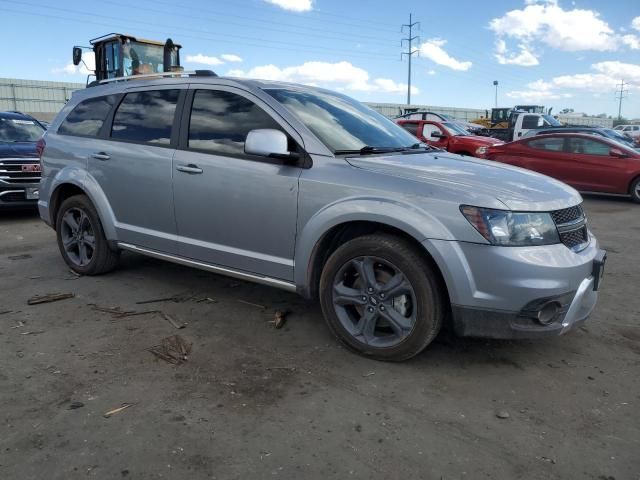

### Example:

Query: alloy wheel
xmin=60 ymin=207 xmax=96 ymax=267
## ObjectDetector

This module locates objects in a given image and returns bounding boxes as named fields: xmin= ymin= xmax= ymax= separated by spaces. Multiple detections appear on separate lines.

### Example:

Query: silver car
xmin=37 ymin=73 xmax=606 ymax=361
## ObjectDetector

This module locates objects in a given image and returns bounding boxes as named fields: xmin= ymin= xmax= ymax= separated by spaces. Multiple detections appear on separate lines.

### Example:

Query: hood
xmin=0 ymin=142 xmax=38 ymax=158
xmin=346 ymin=151 xmax=582 ymax=212
xmin=457 ymin=135 xmax=503 ymax=146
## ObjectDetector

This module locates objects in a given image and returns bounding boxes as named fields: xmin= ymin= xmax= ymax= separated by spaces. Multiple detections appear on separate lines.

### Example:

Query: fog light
xmin=537 ymin=301 xmax=561 ymax=325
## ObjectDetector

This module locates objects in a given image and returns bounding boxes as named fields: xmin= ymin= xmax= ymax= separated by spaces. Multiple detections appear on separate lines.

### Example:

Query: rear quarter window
xmin=58 ymin=95 xmax=117 ymax=137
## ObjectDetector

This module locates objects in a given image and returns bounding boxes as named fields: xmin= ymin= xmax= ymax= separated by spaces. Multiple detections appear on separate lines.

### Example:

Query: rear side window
xmin=58 ymin=95 xmax=116 ymax=137
xmin=400 ymin=122 xmax=419 ymax=136
xmin=522 ymin=115 xmax=541 ymax=129
xmin=188 ymin=89 xmax=281 ymax=156
xmin=527 ymin=137 xmax=564 ymax=152
xmin=111 ymin=90 xmax=180 ymax=145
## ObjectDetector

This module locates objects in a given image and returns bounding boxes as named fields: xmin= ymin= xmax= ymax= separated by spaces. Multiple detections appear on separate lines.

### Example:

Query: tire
xmin=319 ymin=233 xmax=445 ymax=361
xmin=630 ymin=177 xmax=640 ymax=204
xmin=55 ymin=194 xmax=120 ymax=275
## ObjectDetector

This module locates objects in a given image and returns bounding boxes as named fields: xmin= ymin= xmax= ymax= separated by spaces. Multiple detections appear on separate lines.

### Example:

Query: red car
xmin=396 ymin=119 xmax=503 ymax=158
xmin=486 ymin=133 xmax=640 ymax=203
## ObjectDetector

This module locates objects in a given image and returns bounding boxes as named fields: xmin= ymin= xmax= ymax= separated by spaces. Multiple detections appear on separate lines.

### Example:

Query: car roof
xmin=0 ymin=110 xmax=37 ymax=120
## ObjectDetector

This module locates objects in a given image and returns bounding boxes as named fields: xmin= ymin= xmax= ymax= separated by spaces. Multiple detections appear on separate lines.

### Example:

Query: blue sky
xmin=2 ymin=0 xmax=639 ymax=117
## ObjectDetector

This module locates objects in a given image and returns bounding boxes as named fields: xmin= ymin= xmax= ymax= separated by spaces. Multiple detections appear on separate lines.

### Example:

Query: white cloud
xmin=505 ymin=61 xmax=640 ymax=101
xmin=264 ymin=0 xmax=312 ymax=12
xmin=52 ymin=52 xmax=94 ymax=76
xmin=221 ymin=54 xmax=243 ymax=63
xmin=632 ymin=16 xmax=640 ymax=31
xmin=228 ymin=61 xmax=418 ymax=95
xmin=427 ymin=70 xmax=436 ymax=75
xmin=419 ymin=39 xmax=472 ymax=71
xmin=621 ymin=34 xmax=640 ymax=50
xmin=495 ymin=39 xmax=539 ymax=66
xmin=186 ymin=54 xmax=224 ymax=66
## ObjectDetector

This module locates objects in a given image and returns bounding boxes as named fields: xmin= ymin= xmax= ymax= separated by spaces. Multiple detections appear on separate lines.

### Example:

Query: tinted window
xmin=111 ymin=90 xmax=179 ymax=145
xmin=522 ymin=115 xmax=542 ymax=129
xmin=188 ymin=90 xmax=281 ymax=156
xmin=58 ymin=95 xmax=116 ymax=137
xmin=400 ymin=122 xmax=419 ymax=136
xmin=566 ymin=137 xmax=610 ymax=156
xmin=527 ymin=137 xmax=564 ymax=152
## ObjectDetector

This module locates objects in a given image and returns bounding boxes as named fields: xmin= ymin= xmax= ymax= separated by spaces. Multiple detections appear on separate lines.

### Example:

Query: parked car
xmin=0 ymin=111 xmax=45 ymax=210
xmin=396 ymin=119 xmax=503 ymax=157
xmin=486 ymin=133 xmax=640 ymax=203
xmin=614 ymin=124 xmax=640 ymax=140
xmin=489 ymin=111 xmax=563 ymax=142
xmin=523 ymin=126 xmax=640 ymax=150
xmin=395 ymin=111 xmax=489 ymax=136
xmin=38 ymin=74 xmax=605 ymax=361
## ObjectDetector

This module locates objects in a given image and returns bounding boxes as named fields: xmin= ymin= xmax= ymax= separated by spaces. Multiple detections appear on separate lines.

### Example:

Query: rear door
xmin=172 ymin=86 xmax=302 ymax=281
xmin=88 ymin=86 xmax=185 ymax=253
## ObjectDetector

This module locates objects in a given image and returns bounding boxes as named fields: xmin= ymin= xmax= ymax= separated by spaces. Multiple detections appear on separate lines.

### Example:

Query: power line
xmin=401 ymin=13 xmax=420 ymax=105
xmin=615 ymin=80 xmax=629 ymax=120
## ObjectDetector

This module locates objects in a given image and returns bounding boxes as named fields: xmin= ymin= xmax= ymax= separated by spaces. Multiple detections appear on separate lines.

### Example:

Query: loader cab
xmin=514 ymin=105 xmax=545 ymax=114
xmin=73 ymin=33 xmax=182 ymax=83
xmin=490 ymin=108 xmax=512 ymax=127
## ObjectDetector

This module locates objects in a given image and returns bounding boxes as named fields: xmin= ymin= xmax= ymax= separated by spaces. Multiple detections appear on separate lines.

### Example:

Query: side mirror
xmin=72 ymin=47 xmax=82 ymax=66
xmin=430 ymin=131 xmax=443 ymax=139
xmin=610 ymin=147 xmax=627 ymax=158
xmin=245 ymin=129 xmax=297 ymax=160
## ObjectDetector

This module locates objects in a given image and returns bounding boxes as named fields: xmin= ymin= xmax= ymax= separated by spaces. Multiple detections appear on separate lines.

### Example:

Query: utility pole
xmin=615 ymin=80 xmax=629 ymax=120
xmin=493 ymin=80 xmax=499 ymax=108
xmin=401 ymin=13 xmax=420 ymax=106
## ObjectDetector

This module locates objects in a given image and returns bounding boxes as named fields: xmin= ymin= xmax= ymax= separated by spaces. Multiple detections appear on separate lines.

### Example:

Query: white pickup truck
xmin=490 ymin=111 xmax=563 ymax=142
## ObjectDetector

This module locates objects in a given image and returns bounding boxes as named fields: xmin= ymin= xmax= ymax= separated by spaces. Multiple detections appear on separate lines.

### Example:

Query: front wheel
xmin=319 ymin=234 xmax=446 ymax=361
xmin=55 ymin=195 xmax=120 ymax=275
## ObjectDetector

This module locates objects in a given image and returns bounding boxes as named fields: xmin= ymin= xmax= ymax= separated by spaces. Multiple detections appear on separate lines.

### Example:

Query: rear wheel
xmin=630 ymin=177 xmax=640 ymax=204
xmin=319 ymin=234 xmax=445 ymax=361
xmin=55 ymin=195 xmax=120 ymax=275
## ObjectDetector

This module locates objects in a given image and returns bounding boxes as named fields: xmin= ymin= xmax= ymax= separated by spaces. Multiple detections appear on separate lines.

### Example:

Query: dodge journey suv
xmin=38 ymin=72 xmax=606 ymax=361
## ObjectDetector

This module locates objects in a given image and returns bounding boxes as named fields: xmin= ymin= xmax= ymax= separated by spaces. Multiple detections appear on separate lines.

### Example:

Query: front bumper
xmin=0 ymin=185 xmax=39 ymax=210
xmin=425 ymin=235 xmax=606 ymax=339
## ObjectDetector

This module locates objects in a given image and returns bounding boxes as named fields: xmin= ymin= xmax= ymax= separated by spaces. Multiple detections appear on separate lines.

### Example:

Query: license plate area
xmin=592 ymin=250 xmax=606 ymax=291
xmin=25 ymin=187 xmax=39 ymax=200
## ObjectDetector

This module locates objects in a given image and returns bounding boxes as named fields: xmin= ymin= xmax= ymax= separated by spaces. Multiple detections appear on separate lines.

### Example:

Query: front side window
xmin=58 ymin=95 xmax=116 ymax=137
xmin=522 ymin=115 xmax=542 ymax=129
xmin=111 ymin=90 xmax=179 ymax=145
xmin=566 ymin=137 xmax=611 ymax=156
xmin=527 ymin=137 xmax=564 ymax=152
xmin=265 ymin=87 xmax=418 ymax=152
xmin=188 ymin=89 xmax=282 ymax=156
xmin=422 ymin=124 xmax=444 ymax=139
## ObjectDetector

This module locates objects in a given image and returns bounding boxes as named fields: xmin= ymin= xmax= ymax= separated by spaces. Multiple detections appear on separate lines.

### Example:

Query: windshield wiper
xmin=334 ymin=145 xmax=408 ymax=155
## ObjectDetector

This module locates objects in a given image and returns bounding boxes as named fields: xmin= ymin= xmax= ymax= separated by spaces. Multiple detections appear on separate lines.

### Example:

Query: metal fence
xmin=0 ymin=78 xmax=84 ymax=121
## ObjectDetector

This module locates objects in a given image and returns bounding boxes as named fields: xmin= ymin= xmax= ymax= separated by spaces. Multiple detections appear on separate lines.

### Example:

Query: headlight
xmin=475 ymin=146 xmax=488 ymax=155
xmin=461 ymin=205 xmax=560 ymax=246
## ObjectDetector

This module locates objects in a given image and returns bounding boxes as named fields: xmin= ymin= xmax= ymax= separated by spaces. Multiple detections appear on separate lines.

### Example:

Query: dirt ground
xmin=0 ymin=196 xmax=639 ymax=480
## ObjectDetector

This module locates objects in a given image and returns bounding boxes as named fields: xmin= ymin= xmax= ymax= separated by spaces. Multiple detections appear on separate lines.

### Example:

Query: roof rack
xmin=96 ymin=70 xmax=218 ymax=85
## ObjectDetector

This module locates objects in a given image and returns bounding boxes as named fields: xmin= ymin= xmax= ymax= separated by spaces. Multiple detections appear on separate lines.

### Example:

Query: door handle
xmin=90 ymin=152 xmax=110 ymax=161
xmin=176 ymin=164 xmax=203 ymax=174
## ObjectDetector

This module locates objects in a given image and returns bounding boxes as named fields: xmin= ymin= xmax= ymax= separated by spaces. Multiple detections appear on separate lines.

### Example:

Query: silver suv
xmin=38 ymin=73 xmax=606 ymax=361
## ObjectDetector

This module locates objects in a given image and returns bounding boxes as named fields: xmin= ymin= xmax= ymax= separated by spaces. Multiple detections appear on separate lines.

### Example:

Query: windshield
xmin=542 ymin=115 xmax=562 ymax=127
xmin=0 ymin=116 xmax=45 ymax=142
xmin=604 ymin=129 xmax=634 ymax=144
xmin=441 ymin=122 xmax=469 ymax=136
xmin=123 ymin=41 xmax=166 ymax=76
xmin=264 ymin=88 xmax=419 ymax=152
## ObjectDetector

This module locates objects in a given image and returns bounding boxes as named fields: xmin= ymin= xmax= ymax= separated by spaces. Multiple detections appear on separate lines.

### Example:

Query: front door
xmin=88 ymin=86 xmax=184 ymax=253
xmin=564 ymin=137 xmax=629 ymax=193
xmin=172 ymin=86 xmax=302 ymax=281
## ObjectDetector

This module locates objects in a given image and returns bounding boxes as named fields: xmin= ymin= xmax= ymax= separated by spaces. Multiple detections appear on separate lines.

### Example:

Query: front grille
xmin=551 ymin=205 xmax=583 ymax=225
xmin=550 ymin=204 xmax=589 ymax=251
xmin=0 ymin=158 xmax=41 ymax=184
xmin=560 ymin=226 xmax=589 ymax=249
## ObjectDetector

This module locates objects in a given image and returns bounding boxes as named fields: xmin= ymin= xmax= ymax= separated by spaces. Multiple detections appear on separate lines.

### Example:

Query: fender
xmin=48 ymin=167 xmax=119 ymax=241
xmin=293 ymin=196 xmax=455 ymax=289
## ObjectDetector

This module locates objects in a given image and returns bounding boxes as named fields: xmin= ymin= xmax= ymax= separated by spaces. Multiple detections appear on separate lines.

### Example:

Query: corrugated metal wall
xmin=0 ymin=78 xmax=615 ymax=128
xmin=0 ymin=78 xmax=84 ymax=121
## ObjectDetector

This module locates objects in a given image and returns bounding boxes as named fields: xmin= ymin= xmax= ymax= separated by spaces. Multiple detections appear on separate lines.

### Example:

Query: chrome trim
xmin=0 ymin=189 xmax=24 ymax=198
xmin=117 ymin=242 xmax=297 ymax=292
